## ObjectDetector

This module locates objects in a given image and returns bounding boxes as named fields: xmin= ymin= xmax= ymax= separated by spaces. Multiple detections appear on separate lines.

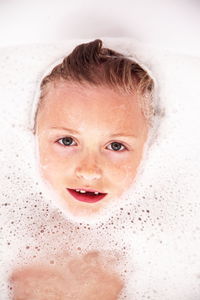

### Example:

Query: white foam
xmin=0 ymin=39 xmax=200 ymax=300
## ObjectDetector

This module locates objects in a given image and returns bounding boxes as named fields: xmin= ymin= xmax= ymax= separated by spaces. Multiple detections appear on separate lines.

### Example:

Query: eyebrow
xmin=50 ymin=127 xmax=80 ymax=134
xmin=110 ymin=133 xmax=137 ymax=138
xmin=50 ymin=127 xmax=137 ymax=139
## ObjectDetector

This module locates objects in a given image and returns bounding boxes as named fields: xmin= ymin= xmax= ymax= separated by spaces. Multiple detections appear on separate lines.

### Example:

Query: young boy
xmin=34 ymin=39 xmax=154 ymax=220
xmin=10 ymin=39 xmax=155 ymax=299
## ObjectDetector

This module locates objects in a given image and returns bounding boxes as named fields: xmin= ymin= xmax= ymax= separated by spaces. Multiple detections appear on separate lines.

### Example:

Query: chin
xmin=57 ymin=191 xmax=127 ymax=225
xmin=41 ymin=180 xmax=126 ymax=225
xmin=58 ymin=197 xmax=114 ymax=225
xmin=46 ymin=201 xmax=104 ymax=225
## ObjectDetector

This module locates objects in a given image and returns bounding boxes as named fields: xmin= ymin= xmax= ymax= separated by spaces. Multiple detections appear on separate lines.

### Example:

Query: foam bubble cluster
xmin=0 ymin=39 xmax=200 ymax=300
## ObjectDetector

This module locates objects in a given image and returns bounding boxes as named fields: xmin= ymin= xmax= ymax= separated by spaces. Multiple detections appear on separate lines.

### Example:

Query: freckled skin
xmin=36 ymin=81 xmax=148 ymax=217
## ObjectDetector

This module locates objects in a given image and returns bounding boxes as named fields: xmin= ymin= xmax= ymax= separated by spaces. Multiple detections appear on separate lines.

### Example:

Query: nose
xmin=75 ymin=156 xmax=102 ymax=181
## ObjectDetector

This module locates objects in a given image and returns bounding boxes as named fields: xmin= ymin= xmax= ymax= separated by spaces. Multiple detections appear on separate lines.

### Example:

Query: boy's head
xmin=34 ymin=39 xmax=154 ymax=219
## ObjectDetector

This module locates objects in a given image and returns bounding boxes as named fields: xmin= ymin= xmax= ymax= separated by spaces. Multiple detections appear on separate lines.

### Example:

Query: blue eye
xmin=107 ymin=142 xmax=126 ymax=151
xmin=57 ymin=137 xmax=76 ymax=146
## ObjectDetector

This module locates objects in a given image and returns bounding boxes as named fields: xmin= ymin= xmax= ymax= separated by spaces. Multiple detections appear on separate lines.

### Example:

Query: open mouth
xmin=67 ymin=188 xmax=107 ymax=203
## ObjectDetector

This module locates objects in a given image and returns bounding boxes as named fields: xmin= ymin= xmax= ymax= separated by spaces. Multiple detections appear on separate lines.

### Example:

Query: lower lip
xmin=67 ymin=188 xmax=107 ymax=203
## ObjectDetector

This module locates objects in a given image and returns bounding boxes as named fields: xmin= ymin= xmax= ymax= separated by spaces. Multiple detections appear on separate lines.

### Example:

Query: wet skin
xmin=36 ymin=81 xmax=148 ymax=217
xmin=10 ymin=252 xmax=123 ymax=300
xmin=10 ymin=82 xmax=148 ymax=299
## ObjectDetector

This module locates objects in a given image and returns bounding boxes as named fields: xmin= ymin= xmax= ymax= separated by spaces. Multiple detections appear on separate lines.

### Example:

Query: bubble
xmin=0 ymin=39 xmax=200 ymax=300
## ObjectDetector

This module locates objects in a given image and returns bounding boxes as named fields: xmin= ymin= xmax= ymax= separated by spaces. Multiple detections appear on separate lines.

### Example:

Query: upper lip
xmin=68 ymin=188 xmax=107 ymax=194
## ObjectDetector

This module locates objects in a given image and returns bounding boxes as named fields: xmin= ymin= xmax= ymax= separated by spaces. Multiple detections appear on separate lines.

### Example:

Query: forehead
xmin=37 ymin=81 xmax=146 ymax=133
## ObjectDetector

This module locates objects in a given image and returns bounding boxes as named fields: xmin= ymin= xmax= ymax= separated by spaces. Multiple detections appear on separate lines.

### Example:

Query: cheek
xmin=38 ymin=145 xmax=69 ymax=185
xmin=110 ymin=151 xmax=144 ymax=188
xmin=38 ymin=142 xmax=87 ymax=187
xmin=114 ymin=163 xmax=136 ymax=186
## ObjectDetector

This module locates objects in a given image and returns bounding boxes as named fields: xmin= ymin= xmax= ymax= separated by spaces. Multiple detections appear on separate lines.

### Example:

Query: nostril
xmin=77 ymin=173 xmax=101 ymax=180
xmin=75 ymin=167 xmax=102 ymax=180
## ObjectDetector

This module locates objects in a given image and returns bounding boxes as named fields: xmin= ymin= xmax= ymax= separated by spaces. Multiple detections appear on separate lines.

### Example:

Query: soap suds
xmin=0 ymin=39 xmax=200 ymax=300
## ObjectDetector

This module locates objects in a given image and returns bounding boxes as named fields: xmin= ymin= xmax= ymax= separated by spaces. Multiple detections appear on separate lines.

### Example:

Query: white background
xmin=0 ymin=0 xmax=200 ymax=55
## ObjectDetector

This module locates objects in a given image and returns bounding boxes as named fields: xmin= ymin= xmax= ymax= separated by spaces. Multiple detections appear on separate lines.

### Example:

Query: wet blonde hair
xmin=34 ymin=39 xmax=155 ymax=131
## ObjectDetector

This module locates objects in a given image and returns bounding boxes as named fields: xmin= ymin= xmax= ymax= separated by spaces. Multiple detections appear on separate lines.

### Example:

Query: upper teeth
xmin=79 ymin=190 xmax=86 ymax=194
xmin=75 ymin=189 xmax=99 ymax=195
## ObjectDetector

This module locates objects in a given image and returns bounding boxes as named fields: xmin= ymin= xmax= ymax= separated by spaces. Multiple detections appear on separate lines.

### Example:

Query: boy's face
xmin=36 ymin=81 xmax=148 ymax=217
